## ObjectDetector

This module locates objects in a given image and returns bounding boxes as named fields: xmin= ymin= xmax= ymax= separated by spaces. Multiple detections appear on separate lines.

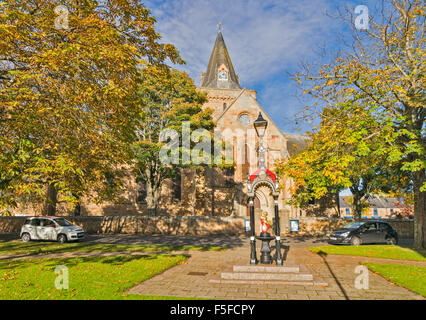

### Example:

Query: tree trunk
xmin=145 ymin=167 xmax=162 ymax=216
xmin=413 ymin=170 xmax=425 ymax=249
xmin=71 ymin=193 xmax=81 ymax=216
xmin=353 ymin=202 xmax=363 ymax=221
xmin=349 ymin=188 xmax=363 ymax=221
xmin=335 ymin=192 xmax=341 ymax=217
xmin=73 ymin=202 xmax=81 ymax=216
xmin=145 ymin=179 xmax=157 ymax=216
xmin=191 ymin=168 xmax=196 ymax=215
xmin=43 ymin=183 xmax=57 ymax=216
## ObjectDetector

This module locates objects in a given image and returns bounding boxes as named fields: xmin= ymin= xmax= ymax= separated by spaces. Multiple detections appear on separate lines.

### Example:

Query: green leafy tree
xmin=291 ymin=0 xmax=425 ymax=247
xmin=132 ymin=65 xmax=215 ymax=216
xmin=277 ymin=102 xmax=396 ymax=220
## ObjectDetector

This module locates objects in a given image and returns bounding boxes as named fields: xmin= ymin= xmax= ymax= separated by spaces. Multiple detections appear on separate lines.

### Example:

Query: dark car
xmin=328 ymin=221 xmax=398 ymax=245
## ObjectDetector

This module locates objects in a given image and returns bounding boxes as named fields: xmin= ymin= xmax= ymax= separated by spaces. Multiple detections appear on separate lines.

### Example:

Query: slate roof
xmin=339 ymin=196 xmax=399 ymax=208
xmin=284 ymin=133 xmax=310 ymax=156
xmin=201 ymin=32 xmax=241 ymax=89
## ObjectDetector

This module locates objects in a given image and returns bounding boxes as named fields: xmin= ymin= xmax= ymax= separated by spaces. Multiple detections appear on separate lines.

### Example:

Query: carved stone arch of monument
xmin=255 ymin=184 xmax=275 ymax=222
xmin=247 ymin=173 xmax=284 ymax=265
xmin=249 ymin=177 xmax=279 ymax=198
xmin=255 ymin=186 xmax=269 ymax=209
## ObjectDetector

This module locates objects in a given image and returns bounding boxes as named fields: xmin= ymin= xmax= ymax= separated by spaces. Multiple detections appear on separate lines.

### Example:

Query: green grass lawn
xmin=309 ymin=245 xmax=426 ymax=262
xmin=0 ymin=240 xmax=225 ymax=256
xmin=364 ymin=263 xmax=426 ymax=297
xmin=0 ymin=254 xmax=202 ymax=300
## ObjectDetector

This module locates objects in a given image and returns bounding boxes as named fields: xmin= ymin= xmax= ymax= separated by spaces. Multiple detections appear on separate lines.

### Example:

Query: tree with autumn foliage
xmin=0 ymin=1 xmax=182 ymax=215
xmin=394 ymin=197 xmax=415 ymax=218
xmin=280 ymin=0 xmax=425 ymax=248
xmin=276 ymin=102 xmax=397 ymax=220
xmin=132 ymin=65 xmax=215 ymax=216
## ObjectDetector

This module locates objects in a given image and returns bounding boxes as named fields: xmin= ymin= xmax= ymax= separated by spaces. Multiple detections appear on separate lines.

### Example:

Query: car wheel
xmin=351 ymin=236 xmax=362 ymax=246
xmin=57 ymin=234 xmax=67 ymax=244
xmin=21 ymin=233 xmax=31 ymax=242
xmin=386 ymin=237 xmax=397 ymax=245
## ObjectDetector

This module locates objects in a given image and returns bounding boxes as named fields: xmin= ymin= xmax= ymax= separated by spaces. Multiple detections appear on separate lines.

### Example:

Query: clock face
xmin=218 ymin=70 xmax=228 ymax=81
xmin=239 ymin=114 xmax=251 ymax=126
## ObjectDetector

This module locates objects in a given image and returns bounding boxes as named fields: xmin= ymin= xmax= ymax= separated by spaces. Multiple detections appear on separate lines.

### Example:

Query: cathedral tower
xmin=201 ymin=31 xmax=241 ymax=90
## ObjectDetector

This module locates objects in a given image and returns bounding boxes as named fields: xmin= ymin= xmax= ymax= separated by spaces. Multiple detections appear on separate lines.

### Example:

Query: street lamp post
xmin=248 ymin=194 xmax=257 ymax=265
xmin=247 ymin=113 xmax=283 ymax=265
xmin=274 ymin=191 xmax=283 ymax=265
xmin=248 ymin=113 xmax=268 ymax=265
xmin=254 ymin=113 xmax=268 ymax=170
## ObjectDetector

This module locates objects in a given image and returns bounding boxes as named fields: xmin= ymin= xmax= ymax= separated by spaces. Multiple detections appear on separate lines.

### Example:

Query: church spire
xmin=201 ymin=31 xmax=241 ymax=89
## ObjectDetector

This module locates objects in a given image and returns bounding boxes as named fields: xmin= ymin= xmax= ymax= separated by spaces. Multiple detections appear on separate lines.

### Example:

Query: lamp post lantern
xmin=247 ymin=112 xmax=283 ymax=265
xmin=254 ymin=112 xmax=268 ymax=169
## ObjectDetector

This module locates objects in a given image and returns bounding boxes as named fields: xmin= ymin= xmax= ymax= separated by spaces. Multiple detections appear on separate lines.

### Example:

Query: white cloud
xmin=145 ymin=0 xmax=340 ymax=132
xmin=147 ymin=0 xmax=336 ymax=85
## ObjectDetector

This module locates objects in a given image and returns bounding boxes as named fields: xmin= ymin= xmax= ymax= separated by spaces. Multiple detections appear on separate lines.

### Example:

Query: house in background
xmin=339 ymin=196 xmax=407 ymax=219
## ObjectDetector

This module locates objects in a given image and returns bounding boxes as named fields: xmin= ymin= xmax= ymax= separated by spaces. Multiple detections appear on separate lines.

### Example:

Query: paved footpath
xmin=127 ymin=238 xmax=425 ymax=300
xmin=1 ymin=234 xmax=424 ymax=300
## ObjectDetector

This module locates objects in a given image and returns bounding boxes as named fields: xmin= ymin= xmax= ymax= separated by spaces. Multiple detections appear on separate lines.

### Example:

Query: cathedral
xmin=146 ymin=31 xmax=311 ymax=221
xmin=15 ymin=31 xmax=313 ymax=222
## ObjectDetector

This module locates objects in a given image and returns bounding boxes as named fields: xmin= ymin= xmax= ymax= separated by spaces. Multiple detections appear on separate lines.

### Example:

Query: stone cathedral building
xmin=130 ymin=30 xmax=310 ymax=220
xmin=15 ymin=31 xmax=311 ymax=221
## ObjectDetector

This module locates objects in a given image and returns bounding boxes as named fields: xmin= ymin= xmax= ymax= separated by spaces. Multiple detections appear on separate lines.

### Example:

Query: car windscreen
xmin=343 ymin=222 xmax=365 ymax=230
xmin=53 ymin=218 xmax=73 ymax=226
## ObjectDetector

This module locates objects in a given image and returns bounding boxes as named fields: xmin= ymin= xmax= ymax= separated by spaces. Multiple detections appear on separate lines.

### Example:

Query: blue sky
xmin=144 ymin=0 xmax=377 ymax=133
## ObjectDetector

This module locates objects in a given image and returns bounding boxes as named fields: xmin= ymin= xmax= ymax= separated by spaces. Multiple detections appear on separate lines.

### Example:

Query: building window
xmin=238 ymin=113 xmax=251 ymax=126
xmin=223 ymin=103 xmax=227 ymax=110
xmin=374 ymin=208 xmax=378 ymax=216
xmin=390 ymin=208 xmax=394 ymax=215
xmin=345 ymin=208 xmax=350 ymax=215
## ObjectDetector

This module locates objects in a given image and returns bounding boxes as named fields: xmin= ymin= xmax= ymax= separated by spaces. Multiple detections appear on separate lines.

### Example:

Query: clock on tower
xmin=218 ymin=69 xmax=228 ymax=81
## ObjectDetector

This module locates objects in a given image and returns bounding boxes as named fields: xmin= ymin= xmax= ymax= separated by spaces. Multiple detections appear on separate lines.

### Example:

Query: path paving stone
xmin=126 ymin=238 xmax=425 ymax=300
xmin=2 ymin=234 xmax=422 ymax=300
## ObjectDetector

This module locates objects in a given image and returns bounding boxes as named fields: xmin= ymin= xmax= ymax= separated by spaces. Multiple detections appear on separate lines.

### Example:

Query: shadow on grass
xmin=399 ymin=244 xmax=426 ymax=258
xmin=0 ymin=253 xmax=190 ymax=271
xmin=0 ymin=239 xmax=225 ymax=259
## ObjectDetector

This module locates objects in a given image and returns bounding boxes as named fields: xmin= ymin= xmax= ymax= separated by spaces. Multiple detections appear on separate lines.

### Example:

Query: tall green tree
xmin=292 ymin=0 xmax=425 ymax=247
xmin=132 ymin=65 xmax=215 ymax=216
xmin=0 ymin=0 xmax=182 ymax=215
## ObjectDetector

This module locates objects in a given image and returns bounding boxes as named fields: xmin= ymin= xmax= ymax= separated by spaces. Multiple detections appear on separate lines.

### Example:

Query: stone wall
xmin=0 ymin=216 xmax=245 ymax=236
xmin=382 ymin=219 xmax=414 ymax=239
xmin=0 ymin=216 xmax=414 ymax=239
xmin=295 ymin=217 xmax=414 ymax=239
xmin=296 ymin=218 xmax=348 ymax=236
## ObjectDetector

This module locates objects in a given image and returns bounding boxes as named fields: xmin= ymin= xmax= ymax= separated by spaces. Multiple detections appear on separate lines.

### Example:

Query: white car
xmin=20 ymin=217 xmax=85 ymax=243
